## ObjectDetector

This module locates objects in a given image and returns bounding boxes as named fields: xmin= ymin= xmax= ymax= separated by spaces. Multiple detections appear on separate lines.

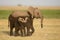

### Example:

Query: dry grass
xmin=0 ymin=19 xmax=60 ymax=40
xmin=0 ymin=6 xmax=28 ymax=10
xmin=0 ymin=6 xmax=60 ymax=10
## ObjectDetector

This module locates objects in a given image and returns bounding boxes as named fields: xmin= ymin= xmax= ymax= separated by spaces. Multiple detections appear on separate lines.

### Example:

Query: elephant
xmin=8 ymin=12 xmax=34 ymax=36
xmin=8 ymin=6 xmax=43 ymax=36
xmin=8 ymin=7 xmax=34 ymax=36
xmin=16 ymin=12 xmax=35 ymax=36
xmin=17 ymin=7 xmax=44 ymax=36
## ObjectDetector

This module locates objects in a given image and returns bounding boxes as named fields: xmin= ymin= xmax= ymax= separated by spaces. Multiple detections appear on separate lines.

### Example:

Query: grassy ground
xmin=0 ymin=19 xmax=60 ymax=40
xmin=0 ymin=10 xmax=60 ymax=40
xmin=0 ymin=10 xmax=60 ymax=19
xmin=41 ymin=10 xmax=60 ymax=18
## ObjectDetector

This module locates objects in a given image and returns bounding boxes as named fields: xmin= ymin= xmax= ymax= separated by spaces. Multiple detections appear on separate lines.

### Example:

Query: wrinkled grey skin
xmin=8 ymin=7 xmax=43 ymax=36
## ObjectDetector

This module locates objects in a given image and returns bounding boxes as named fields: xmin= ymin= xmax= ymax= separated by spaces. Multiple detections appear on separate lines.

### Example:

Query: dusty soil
xmin=0 ymin=19 xmax=60 ymax=40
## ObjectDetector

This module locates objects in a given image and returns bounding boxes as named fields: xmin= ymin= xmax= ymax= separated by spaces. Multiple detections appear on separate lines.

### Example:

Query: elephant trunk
xmin=40 ymin=16 xmax=44 ymax=28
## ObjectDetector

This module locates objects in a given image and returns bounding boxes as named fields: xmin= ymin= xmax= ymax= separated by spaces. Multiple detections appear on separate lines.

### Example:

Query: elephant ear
xmin=18 ymin=17 xmax=28 ymax=23
xmin=28 ymin=6 xmax=34 ymax=18
xmin=18 ymin=17 xmax=24 ymax=22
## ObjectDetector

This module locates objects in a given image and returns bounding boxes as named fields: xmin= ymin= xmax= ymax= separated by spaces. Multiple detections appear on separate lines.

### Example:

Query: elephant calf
xmin=15 ymin=15 xmax=35 ymax=36
xmin=15 ymin=16 xmax=29 ymax=36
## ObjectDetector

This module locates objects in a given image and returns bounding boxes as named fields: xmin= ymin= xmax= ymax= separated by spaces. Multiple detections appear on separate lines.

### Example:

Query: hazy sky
xmin=0 ymin=0 xmax=60 ymax=6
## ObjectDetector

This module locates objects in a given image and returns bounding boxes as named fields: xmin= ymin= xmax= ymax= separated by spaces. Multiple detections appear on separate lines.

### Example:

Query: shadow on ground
xmin=1 ymin=31 xmax=10 ymax=36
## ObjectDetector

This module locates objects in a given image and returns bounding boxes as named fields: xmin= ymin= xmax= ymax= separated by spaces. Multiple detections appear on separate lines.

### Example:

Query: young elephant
xmin=17 ymin=15 xmax=35 ymax=36
xmin=19 ymin=17 xmax=34 ymax=36
xmin=15 ymin=16 xmax=28 ymax=36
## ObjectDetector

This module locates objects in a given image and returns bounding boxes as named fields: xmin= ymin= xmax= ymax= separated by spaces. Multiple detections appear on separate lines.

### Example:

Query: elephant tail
xmin=8 ymin=19 xmax=10 ymax=28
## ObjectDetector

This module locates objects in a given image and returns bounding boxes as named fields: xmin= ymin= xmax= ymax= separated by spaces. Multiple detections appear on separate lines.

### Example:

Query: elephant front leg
xmin=27 ymin=27 xmax=31 ymax=36
xmin=14 ymin=27 xmax=19 ymax=36
xmin=23 ymin=27 xmax=26 ymax=36
xmin=20 ymin=29 xmax=24 ymax=37
xmin=30 ymin=26 xmax=35 ymax=35
xmin=10 ymin=26 xmax=14 ymax=36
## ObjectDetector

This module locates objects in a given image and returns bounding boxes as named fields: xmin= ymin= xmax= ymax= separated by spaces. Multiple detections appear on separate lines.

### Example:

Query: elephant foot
xmin=14 ymin=33 xmax=19 ymax=36
xmin=20 ymin=33 xmax=23 ymax=37
xmin=14 ymin=34 xmax=18 ymax=36
xmin=10 ymin=34 xmax=13 ymax=36
xmin=17 ymin=33 xmax=20 ymax=35
xmin=10 ymin=32 xmax=13 ymax=36
xmin=27 ymin=34 xmax=32 ymax=36
xmin=20 ymin=35 xmax=24 ymax=37
xmin=27 ymin=33 xmax=32 ymax=36
xmin=20 ymin=34 xmax=27 ymax=37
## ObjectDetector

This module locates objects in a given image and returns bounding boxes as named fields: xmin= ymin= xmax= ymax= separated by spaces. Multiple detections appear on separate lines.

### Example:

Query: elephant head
xmin=28 ymin=7 xmax=44 ymax=28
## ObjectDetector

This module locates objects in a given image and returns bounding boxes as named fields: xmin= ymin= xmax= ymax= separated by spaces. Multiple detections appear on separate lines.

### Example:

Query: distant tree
xmin=17 ymin=4 xmax=22 ymax=6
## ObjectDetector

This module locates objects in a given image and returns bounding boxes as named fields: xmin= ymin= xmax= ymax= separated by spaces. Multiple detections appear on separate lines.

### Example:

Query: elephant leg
xmin=30 ymin=26 xmax=35 ymax=35
xmin=23 ymin=27 xmax=26 ymax=36
xmin=15 ymin=26 xmax=19 ymax=36
xmin=14 ymin=22 xmax=19 ymax=36
xmin=27 ymin=27 xmax=31 ymax=36
xmin=27 ymin=24 xmax=35 ymax=36
xmin=15 ymin=28 xmax=20 ymax=36
xmin=20 ymin=29 xmax=24 ymax=36
xmin=16 ymin=28 xmax=20 ymax=35
xmin=10 ymin=24 xmax=14 ymax=36
xmin=19 ymin=25 xmax=24 ymax=36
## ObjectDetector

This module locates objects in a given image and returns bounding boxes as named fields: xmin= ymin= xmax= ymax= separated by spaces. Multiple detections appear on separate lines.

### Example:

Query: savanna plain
xmin=0 ymin=6 xmax=60 ymax=40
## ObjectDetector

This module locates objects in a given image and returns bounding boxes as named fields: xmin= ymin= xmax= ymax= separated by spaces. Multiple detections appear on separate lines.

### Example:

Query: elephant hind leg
xmin=29 ymin=26 xmax=35 ymax=36
xmin=31 ymin=26 xmax=35 ymax=34
xmin=10 ymin=25 xmax=14 ymax=36
xmin=9 ymin=20 xmax=15 ymax=36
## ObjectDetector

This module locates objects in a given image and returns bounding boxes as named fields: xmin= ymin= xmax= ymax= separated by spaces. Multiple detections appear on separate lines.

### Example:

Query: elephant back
xmin=11 ymin=10 xmax=29 ymax=17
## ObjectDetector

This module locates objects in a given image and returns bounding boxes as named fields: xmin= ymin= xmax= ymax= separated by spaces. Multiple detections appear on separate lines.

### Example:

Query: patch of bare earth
xmin=0 ymin=19 xmax=60 ymax=40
